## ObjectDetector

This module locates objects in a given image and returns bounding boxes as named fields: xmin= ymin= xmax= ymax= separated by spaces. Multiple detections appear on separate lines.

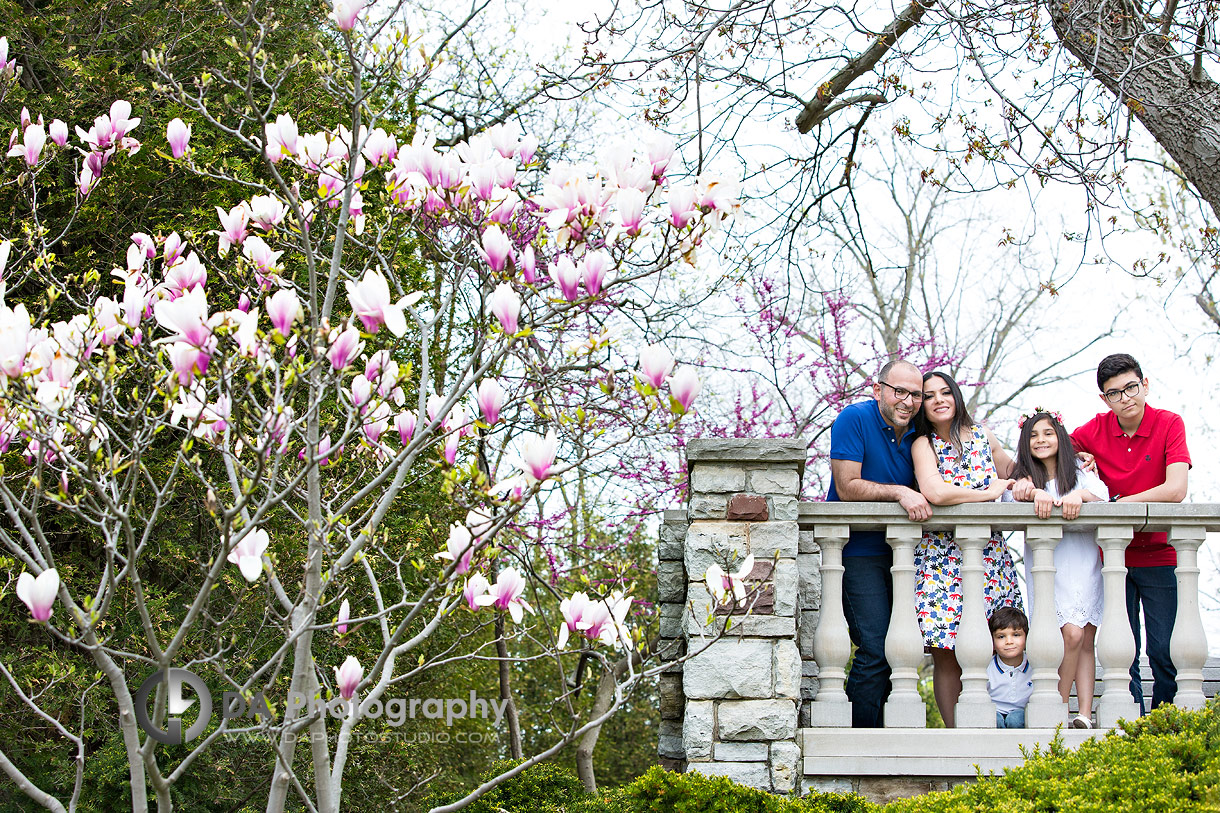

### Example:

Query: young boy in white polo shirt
xmin=988 ymin=606 xmax=1033 ymax=728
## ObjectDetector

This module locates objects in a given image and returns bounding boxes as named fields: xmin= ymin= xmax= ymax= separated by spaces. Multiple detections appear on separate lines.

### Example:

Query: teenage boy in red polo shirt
xmin=1070 ymin=353 xmax=1191 ymax=713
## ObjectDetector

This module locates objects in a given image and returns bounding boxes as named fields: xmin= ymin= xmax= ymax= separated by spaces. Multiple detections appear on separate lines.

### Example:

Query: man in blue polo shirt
xmin=827 ymin=359 xmax=932 ymax=727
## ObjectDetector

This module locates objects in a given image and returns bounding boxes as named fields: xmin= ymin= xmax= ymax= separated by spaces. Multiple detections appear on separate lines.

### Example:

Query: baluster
xmin=1096 ymin=524 xmax=1139 ymax=728
xmin=809 ymin=524 xmax=852 ymax=726
xmin=1169 ymin=525 xmax=1209 ymax=710
xmin=954 ymin=524 xmax=997 ymax=728
xmin=1025 ymin=525 xmax=1068 ymax=727
xmin=884 ymin=523 xmax=927 ymax=727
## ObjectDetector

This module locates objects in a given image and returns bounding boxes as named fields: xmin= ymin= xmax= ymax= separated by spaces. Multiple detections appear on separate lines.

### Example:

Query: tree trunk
xmin=574 ymin=647 xmax=646 ymax=793
xmin=495 ymin=614 xmax=524 ymax=760
xmin=1047 ymin=0 xmax=1220 ymax=218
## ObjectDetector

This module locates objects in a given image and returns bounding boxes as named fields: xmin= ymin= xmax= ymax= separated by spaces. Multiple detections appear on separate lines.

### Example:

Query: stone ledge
xmin=686 ymin=438 xmax=809 ymax=477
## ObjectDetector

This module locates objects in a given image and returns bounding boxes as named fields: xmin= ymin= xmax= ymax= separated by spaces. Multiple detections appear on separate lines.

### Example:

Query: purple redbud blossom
xmin=336 ymin=656 xmax=362 ymax=700
xmin=489 ymin=283 xmax=520 ymax=335
xmin=166 ymin=117 xmax=190 ymax=158
xmin=550 ymin=255 xmax=581 ymax=301
xmin=15 ymin=568 xmax=59 ymax=622
xmin=638 ymin=343 xmax=674 ymax=389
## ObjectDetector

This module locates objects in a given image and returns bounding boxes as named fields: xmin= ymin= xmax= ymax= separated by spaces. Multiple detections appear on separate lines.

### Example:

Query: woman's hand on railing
xmin=982 ymin=478 xmax=1014 ymax=501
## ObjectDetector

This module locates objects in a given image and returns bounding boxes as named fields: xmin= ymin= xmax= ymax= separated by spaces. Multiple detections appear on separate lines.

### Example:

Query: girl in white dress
xmin=1011 ymin=409 xmax=1108 ymax=727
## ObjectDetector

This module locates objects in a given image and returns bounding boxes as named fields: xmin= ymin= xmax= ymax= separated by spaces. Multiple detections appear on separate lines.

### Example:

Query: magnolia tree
xmin=0 ymin=2 xmax=737 ymax=809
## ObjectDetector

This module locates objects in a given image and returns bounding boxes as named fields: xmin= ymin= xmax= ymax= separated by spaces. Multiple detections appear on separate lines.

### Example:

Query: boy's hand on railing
xmin=1011 ymin=478 xmax=1036 ymax=501
xmin=1057 ymin=491 xmax=1083 ymax=520
xmin=898 ymin=487 xmax=932 ymax=521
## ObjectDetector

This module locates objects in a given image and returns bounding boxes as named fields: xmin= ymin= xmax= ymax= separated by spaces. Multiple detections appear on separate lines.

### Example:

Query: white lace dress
xmin=1022 ymin=463 xmax=1109 ymax=628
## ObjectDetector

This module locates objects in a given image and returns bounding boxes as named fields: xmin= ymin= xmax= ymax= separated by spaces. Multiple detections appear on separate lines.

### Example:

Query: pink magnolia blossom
xmin=480 ymin=225 xmax=512 ymax=272
xmin=668 ymin=186 xmax=698 ymax=229
xmin=362 ymin=401 xmax=391 ymax=446
xmin=242 ymin=235 xmax=284 ymax=288
xmin=168 ymin=341 xmax=211 ymax=385
xmin=617 ymin=187 xmax=646 ymax=235
xmin=521 ymin=244 xmax=537 ymax=284
xmin=336 ymin=599 xmax=350 ymax=635
xmin=15 ymin=568 xmax=59 ymax=622
xmin=336 ymin=656 xmax=362 ymax=700
xmin=345 ymin=268 xmax=421 ymax=337
xmin=332 ymin=0 xmax=364 ymax=31
xmin=477 ymin=378 xmax=504 ymax=426
xmin=518 ymin=134 xmax=538 ymax=165
xmin=648 ymin=135 xmax=676 ymax=179
xmin=394 ymin=411 xmax=416 ymax=444
xmin=435 ymin=522 xmax=475 ymax=574
xmin=327 ymin=325 xmax=364 ymax=371
xmin=266 ymin=288 xmax=302 ymax=336
xmin=557 ymin=591 xmax=591 ymax=649
xmin=442 ymin=431 xmax=459 ymax=466
xmin=638 ymin=343 xmax=674 ymax=389
xmin=521 ymin=429 xmax=557 ymax=484
xmin=264 ymin=114 xmax=299 ymax=163
xmin=580 ymin=251 xmax=610 ymax=296
xmin=154 ymin=285 xmax=213 ymax=346
xmin=705 ymin=555 xmax=755 ymax=604
xmin=166 ymin=117 xmax=190 ymax=158
xmin=550 ymin=255 xmax=581 ymax=301
xmin=0 ymin=302 xmax=31 ymax=377
xmin=227 ymin=527 xmax=270 ymax=582
xmin=163 ymin=232 xmax=186 ymax=266
xmin=669 ymin=366 xmax=702 ymax=413
xmin=215 ymin=203 xmax=249 ymax=257
xmin=48 ymin=119 xmax=68 ymax=147
xmin=161 ymin=252 xmax=207 ymax=300
xmin=248 ymin=195 xmax=286 ymax=230
xmin=8 ymin=123 xmax=45 ymax=166
xmin=475 ymin=567 xmax=534 ymax=623
xmin=299 ymin=434 xmax=339 ymax=467
xmin=463 ymin=574 xmax=490 ymax=610
xmin=0 ymin=37 xmax=15 ymax=79
xmin=361 ymin=127 xmax=397 ymax=166
xmin=489 ymin=283 xmax=520 ymax=335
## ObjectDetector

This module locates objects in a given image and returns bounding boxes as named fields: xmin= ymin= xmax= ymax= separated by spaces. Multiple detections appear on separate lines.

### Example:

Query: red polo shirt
xmin=1071 ymin=405 xmax=1191 ymax=567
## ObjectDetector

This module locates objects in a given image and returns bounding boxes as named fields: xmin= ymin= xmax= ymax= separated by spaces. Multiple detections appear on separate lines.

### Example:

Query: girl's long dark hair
xmin=914 ymin=371 xmax=974 ymax=450
xmin=1011 ymin=413 xmax=1079 ymax=494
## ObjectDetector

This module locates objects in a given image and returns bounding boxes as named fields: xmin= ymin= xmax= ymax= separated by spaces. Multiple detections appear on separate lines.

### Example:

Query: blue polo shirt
xmin=826 ymin=399 xmax=917 ymax=556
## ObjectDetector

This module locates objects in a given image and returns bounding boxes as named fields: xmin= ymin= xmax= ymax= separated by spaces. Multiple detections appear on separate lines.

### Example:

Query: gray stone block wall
xmin=658 ymin=437 xmax=811 ymax=794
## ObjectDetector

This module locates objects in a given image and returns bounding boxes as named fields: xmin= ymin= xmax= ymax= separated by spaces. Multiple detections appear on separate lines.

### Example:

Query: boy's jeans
xmin=996 ymin=708 xmax=1026 ymax=729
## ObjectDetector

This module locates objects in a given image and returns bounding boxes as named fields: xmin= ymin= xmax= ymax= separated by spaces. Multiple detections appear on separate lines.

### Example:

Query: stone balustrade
xmin=658 ymin=438 xmax=1218 ymax=796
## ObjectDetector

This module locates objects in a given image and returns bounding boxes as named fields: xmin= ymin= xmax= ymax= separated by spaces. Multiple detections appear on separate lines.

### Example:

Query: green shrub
xmin=425 ymin=758 xmax=589 ymax=813
xmin=882 ymin=701 xmax=1220 ymax=813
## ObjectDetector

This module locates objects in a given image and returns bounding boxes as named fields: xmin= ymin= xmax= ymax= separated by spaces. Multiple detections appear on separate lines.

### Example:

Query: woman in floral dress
xmin=911 ymin=371 xmax=1023 ymax=727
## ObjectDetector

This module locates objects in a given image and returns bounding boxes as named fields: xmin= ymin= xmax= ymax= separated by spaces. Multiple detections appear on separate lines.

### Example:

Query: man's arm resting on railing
xmin=1115 ymin=461 xmax=1189 ymax=503
xmin=831 ymin=459 xmax=931 ymax=521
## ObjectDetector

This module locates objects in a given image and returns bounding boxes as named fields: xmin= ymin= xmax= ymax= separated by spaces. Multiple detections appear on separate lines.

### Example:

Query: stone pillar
xmin=1169 ymin=524 xmax=1209 ymax=710
xmin=884 ymin=524 xmax=927 ymax=727
xmin=806 ymin=524 xmax=849 ymax=727
xmin=952 ymin=524 xmax=995 ymax=728
xmin=657 ymin=509 xmax=689 ymax=771
xmin=1024 ymin=525 xmax=1068 ymax=728
xmin=1095 ymin=524 xmax=1139 ymax=728
xmin=679 ymin=438 xmax=806 ymax=794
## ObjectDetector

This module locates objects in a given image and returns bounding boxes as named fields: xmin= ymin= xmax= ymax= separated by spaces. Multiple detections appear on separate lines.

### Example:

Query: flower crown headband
xmin=1017 ymin=407 xmax=1064 ymax=429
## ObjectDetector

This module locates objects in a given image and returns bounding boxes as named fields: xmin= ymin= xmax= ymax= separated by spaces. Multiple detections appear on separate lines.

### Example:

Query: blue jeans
xmin=996 ymin=708 xmax=1026 ymax=729
xmin=842 ymin=553 xmax=893 ymax=728
xmin=1126 ymin=565 xmax=1177 ymax=713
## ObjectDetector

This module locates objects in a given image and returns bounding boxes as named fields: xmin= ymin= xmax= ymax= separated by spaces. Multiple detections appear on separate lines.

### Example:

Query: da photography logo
xmin=135 ymin=668 xmax=212 ymax=745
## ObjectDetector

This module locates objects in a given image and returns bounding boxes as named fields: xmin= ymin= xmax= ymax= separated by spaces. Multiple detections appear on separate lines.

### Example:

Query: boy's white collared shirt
xmin=987 ymin=653 xmax=1033 ymax=713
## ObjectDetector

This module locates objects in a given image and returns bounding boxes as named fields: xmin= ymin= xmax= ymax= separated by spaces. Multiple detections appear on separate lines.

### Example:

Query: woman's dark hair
xmin=914 ymin=371 xmax=974 ymax=450
xmin=1010 ymin=413 xmax=1079 ymax=494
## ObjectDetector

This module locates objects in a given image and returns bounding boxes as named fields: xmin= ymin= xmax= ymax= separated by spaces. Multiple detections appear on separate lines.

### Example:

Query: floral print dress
xmin=913 ymin=425 xmax=1023 ymax=650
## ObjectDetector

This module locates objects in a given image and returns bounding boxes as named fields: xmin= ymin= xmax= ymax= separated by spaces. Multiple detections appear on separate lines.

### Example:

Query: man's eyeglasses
xmin=879 ymin=381 xmax=924 ymax=403
xmin=1102 ymin=381 xmax=1142 ymax=403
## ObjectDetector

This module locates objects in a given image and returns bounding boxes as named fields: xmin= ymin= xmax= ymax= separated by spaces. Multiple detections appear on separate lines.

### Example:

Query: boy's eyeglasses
xmin=1102 ymin=381 xmax=1141 ymax=403
xmin=879 ymin=382 xmax=924 ymax=403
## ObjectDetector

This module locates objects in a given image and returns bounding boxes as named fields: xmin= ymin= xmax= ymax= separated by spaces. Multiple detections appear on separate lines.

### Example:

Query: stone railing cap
xmin=685 ymin=438 xmax=809 ymax=477
xmin=794 ymin=500 xmax=1199 ymax=532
